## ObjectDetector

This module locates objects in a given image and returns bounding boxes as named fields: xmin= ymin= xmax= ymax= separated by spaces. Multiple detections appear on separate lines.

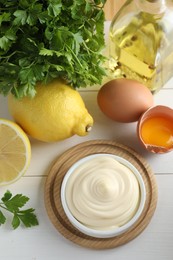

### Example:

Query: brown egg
xmin=97 ymin=79 xmax=154 ymax=123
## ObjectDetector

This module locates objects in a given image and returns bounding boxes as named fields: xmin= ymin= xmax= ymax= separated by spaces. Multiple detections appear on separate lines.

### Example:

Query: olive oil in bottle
xmin=109 ymin=0 xmax=173 ymax=93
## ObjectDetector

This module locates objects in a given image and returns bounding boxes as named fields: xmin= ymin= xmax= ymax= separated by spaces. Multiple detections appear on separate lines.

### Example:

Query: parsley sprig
xmin=0 ymin=190 xmax=39 ymax=229
xmin=0 ymin=0 xmax=107 ymax=98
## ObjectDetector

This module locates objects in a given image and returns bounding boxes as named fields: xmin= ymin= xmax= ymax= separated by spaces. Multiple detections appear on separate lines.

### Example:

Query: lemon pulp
xmin=0 ymin=119 xmax=31 ymax=185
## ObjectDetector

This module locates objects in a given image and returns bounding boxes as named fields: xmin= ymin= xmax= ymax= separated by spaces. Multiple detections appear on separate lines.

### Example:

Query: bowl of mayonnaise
xmin=61 ymin=153 xmax=146 ymax=238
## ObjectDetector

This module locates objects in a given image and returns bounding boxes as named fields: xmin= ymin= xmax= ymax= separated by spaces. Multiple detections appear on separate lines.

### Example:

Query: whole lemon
xmin=8 ymin=79 xmax=93 ymax=142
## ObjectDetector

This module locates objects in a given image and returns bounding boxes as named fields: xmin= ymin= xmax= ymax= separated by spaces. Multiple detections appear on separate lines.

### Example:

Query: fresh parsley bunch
xmin=0 ymin=0 xmax=107 ymax=98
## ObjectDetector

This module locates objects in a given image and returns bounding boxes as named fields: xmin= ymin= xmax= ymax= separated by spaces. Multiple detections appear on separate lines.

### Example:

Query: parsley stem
xmin=14 ymin=83 xmax=19 ymax=98
xmin=66 ymin=45 xmax=83 ymax=69
xmin=82 ymin=41 xmax=97 ymax=54
xmin=0 ymin=51 xmax=25 ymax=61
xmin=0 ymin=7 xmax=17 ymax=11
xmin=0 ymin=204 xmax=9 ymax=212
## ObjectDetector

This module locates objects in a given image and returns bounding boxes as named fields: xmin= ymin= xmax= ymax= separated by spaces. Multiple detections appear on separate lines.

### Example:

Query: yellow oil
xmin=109 ymin=12 xmax=173 ymax=93
xmin=141 ymin=116 xmax=173 ymax=148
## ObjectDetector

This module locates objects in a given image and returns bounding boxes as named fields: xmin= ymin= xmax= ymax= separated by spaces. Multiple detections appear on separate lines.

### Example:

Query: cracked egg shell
xmin=97 ymin=79 xmax=154 ymax=123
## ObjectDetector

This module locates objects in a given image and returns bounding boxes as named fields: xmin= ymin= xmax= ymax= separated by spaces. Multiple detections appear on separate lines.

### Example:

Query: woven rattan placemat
xmin=44 ymin=140 xmax=158 ymax=249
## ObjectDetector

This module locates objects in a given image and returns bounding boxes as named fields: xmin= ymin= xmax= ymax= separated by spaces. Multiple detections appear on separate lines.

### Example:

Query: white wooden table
xmin=1 ymin=23 xmax=173 ymax=260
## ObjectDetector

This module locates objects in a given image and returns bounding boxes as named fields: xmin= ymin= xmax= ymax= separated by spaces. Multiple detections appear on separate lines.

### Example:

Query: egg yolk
xmin=141 ymin=116 xmax=173 ymax=148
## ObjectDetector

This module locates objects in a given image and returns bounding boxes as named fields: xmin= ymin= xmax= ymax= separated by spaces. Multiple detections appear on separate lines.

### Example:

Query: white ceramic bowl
xmin=61 ymin=153 xmax=146 ymax=238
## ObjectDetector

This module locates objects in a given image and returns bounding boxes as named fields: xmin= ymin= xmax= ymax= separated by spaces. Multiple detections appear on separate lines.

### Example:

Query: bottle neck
xmin=135 ymin=0 xmax=167 ymax=14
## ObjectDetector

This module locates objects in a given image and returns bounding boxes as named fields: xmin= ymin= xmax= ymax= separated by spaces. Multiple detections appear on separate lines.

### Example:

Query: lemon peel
xmin=8 ymin=79 xmax=94 ymax=142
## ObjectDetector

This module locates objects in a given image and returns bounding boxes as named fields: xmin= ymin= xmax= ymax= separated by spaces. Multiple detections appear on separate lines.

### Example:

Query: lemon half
xmin=0 ymin=119 xmax=31 ymax=185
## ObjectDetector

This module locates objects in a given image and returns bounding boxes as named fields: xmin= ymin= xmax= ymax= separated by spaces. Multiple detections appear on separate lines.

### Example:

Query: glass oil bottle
xmin=109 ymin=0 xmax=173 ymax=93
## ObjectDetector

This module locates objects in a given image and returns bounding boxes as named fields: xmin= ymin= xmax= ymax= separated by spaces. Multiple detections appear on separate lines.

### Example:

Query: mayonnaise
xmin=65 ymin=155 xmax=140 ymax=231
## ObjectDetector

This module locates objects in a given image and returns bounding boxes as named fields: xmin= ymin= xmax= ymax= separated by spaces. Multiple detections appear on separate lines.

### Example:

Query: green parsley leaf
xmin=12 ymin=214 xmax=20 ymax=229
xmin=3 ymin=194 xmax=29 ymax=212
xmin=0 ymin=191 xmax=39 ymax=229
xmin=39 ymin=48 xmax=54 ymax=56
xmin=0 ymin=36 xmax=9 ymax=51
xmin=1 ymin=190 xmax=13 ymax=202
xmin=48 ymin=1 xmax=62 ymax=17
xmin=18 ymin=209 xmax=39 ymax=228
xmin=0 ymin=211 xmax=6 ymax=225
xmin=13 ymin=10 xmax=27 ymax=25
xmin=0 ymin=12 xmax=11 ymax=26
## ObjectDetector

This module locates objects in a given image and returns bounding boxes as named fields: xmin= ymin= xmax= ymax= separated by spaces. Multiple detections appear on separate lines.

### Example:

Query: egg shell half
xmin=97 ymin=79 xmax=154 ymax=123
